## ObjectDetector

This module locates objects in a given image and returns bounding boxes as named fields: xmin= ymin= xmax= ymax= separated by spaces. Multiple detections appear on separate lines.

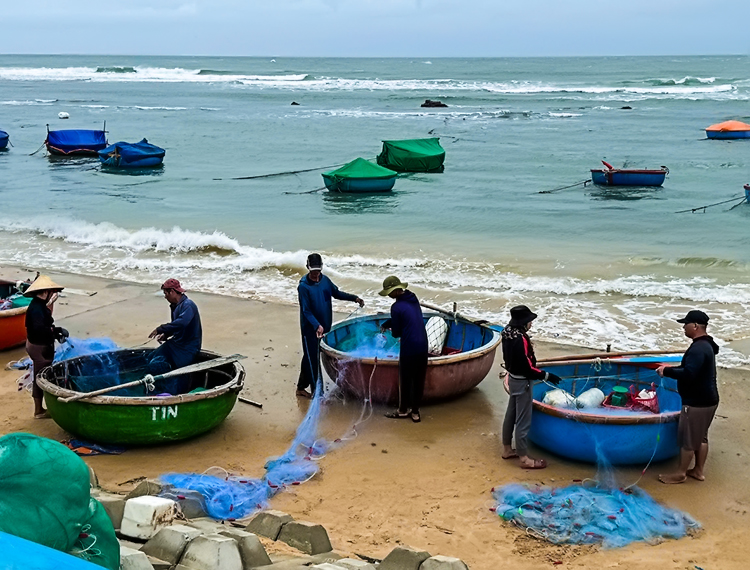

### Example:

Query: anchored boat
xmin=0 ymin=279 xmax=31 ymax=351
xmin=320 ymin=313 xmax=501 ymax=404
xmin=45 ymin=123 xmax=108 ymax=156
xmin=705 ymin=120 xmax=750 ymax=140
xmin=322 ymin=158 xmax=397 ymax=193
xmin=591 ymin=161 xmax=668 ymax=186
xmin=744 ymin=184 xmax=750 ymax=202
xmin=376 ymin=137 xmax=446 ymax=173
xmin=37 ymin=349 xmax=244 ymax=445
xmin=0 ymin=129 xmax=9 ymax=150
xmin=98 ymin=139 xmax=165 ymax=168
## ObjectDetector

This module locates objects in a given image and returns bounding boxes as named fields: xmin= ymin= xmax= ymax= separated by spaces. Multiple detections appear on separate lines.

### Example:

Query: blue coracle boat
xmin=0 ymin=129 xmax=9 ymax=150
xmin=744 ymin=184 xmax=750 ymax=203
xmin=523 ymin=360 xmax=681 ymax=465
xmin=46 ymin=123 xmax=107 ymax=156
xmin=0 ymin=531 xmax=103 ymax=570
xmin=98 ymin=139 xmax=166 ymax=168
xmin=591 ymin=161 xmax=668 ymax=186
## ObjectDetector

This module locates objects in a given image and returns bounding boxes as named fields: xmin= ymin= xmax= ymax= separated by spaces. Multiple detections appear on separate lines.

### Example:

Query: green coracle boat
xmin=37 ymin=349 xmax=244 ymax=446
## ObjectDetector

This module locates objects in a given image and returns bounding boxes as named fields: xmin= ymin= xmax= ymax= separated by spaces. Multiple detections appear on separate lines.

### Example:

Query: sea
xmin=1 ymin=55 xmax=749 ymax=364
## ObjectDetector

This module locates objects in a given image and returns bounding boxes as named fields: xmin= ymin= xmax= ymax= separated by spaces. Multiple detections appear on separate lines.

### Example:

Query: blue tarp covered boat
xmin=46 ymin=123 xmax=107 ymax=156
xmin=517 ymin=359 xmax=682 ymax=465
xmin=98 ymin=138 xmax=166 ymax=168
xmin=0 ymin=531 xmax=104 ymax=570
xmin=591 ymin=161 xmax=668 ymax=186
xmin=0 ymin=130 xmax=9 ymax=150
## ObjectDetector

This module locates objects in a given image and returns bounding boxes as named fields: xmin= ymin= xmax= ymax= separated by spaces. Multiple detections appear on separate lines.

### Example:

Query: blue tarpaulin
xmin=98 ymin=139 xmax=165 ymax=168
xmin=46 ymin=129 xmax=107 ymax=155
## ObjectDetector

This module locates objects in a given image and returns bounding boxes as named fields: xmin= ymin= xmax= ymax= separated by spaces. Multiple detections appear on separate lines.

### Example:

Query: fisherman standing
xmin=148 ymin=278 xmax=202 ymax=393
xmin=297 ymin=253 xmax=364 ymax=398
xmin=379 ymin=275 xmax=428 ymax=423
xmin=24 ymin=275 xmax=68 ymax=419
xmin=657 ymin=310 xmax=720 ymax=484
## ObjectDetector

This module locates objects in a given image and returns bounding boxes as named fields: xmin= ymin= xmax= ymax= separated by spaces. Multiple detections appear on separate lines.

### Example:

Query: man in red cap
xmin=148 ymin=278 xmax=202 ymax=393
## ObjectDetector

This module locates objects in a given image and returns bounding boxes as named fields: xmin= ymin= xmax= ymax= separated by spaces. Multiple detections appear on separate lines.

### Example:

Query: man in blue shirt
xmin=297 ymin=253 xmax=364 ymax=398
xmin=148 ymin=278 xmax=202 ymax=393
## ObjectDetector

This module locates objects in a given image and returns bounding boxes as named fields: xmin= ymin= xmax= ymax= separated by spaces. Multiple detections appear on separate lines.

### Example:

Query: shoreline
xmin=1 ymin=264 xmax=749 ymax=569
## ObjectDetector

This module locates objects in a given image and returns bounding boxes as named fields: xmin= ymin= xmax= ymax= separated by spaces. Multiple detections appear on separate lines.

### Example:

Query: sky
xmin=3 ymin=0 xmax=749 ymax=57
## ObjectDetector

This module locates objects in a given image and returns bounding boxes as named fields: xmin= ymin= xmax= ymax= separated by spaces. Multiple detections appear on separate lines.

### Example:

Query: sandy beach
xmin=2 ymin=265 xmax=749 ymax=570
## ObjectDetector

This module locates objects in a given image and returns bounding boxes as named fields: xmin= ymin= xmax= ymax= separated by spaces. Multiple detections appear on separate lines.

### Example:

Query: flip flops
xmin=502 ymin=452 xmax=519 ymax=460
xmin=410 ymin=411 xmax=421 ymax=423
xmin=521 ymin=458 xmax=547 ymax=470
xmin=385 ymin=410 xmax=410 ymax=419
xmin=34 ymin=411 xmax=50 ymax=420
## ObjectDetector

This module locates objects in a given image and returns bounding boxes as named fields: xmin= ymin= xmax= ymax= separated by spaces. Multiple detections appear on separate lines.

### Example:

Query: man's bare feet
xmin=502 ymin=451 xmax=519 ymax=460
xmin=659 ymin=473 xmax=687 ymax=484
xmin=686 ymin=468 xmax=705 ymax=481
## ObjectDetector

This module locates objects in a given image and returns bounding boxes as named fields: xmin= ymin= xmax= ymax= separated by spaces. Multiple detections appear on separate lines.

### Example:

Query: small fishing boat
xmin=519 ymin=359 xmax=681 ymax=465
xmin=320 ymin=313 xmax=501 ymax=404
xmin=37 ymin=349 xmax=244 ymax=445
xmin=45 ymin=123 xmax=108 ymax=156
xmin=744 ymin=184 xmax=750 ymax=202
xmin=98 ymin=139 xmax=165 ymax=168
xmin=376 ymin=137 xmax=446 ymax=173
xmin=591 ymin=161 xmax=668 ymax=186
xmin=0 ymin=130 xmax=9 ymax=150
xmin=705 ymin=120 xmax=750 ymax=140
xmin=0 ymin=279 xmax=31 ymax=351
xmin=322 ymin=158 xmax=397 ymax=193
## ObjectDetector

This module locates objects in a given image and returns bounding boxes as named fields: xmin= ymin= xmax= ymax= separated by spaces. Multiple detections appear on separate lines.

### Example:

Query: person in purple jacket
xmin=379 ymin=275 xmax=428 ymax=423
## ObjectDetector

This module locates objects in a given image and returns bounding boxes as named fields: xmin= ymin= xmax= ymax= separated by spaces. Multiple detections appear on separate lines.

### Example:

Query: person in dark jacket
xmin=657 ymin=310 xmax=720 ymax=484
xmin=379 ymin=275 xmax=428 ymax=423
xmin=148 ymin=278 xmax=202 ymax=394
xmin=501 ymin=305 xmax=561 ymax=469
xmin=297 ymin=253 xmax=364 ymax=398
xmin=23 ymin=275 xmax=68 ymax=418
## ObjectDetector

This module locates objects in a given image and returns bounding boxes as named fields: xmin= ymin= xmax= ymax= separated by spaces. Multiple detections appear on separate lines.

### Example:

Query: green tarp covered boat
xmin=377 ymin=137 xmax=445 ymax=173
xmin=322 ymin=157 xmax=397 ymax=193
xmin=38 ymin=349 xmax=244 ymax=445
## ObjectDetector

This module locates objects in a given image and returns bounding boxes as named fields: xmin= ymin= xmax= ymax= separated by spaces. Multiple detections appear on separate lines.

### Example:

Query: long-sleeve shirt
xmin=663 ymin=335 xmax=720 ymax=407
xmin=298 ymin=274 xmax=357 ymax=334
xmin=501 ymin=326 xmax=547 ymax=381
xmin=382 ymin=291 xmax=428 ymax=356
xmin=155 ymin=294 xmax=202 ymax=358
xmin=25 ymin=297 xmax=55 ymax=346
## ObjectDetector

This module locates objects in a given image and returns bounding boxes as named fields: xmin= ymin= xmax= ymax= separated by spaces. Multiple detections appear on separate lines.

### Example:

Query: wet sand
xmin=1 ymin=266 xmax=749 ymax=570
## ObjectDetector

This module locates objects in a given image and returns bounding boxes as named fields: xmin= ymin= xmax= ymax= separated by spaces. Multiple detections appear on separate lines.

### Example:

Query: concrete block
xmin=186 ymin=517 xmax=225 ymax=534
xmin=126 ymin=479 xmax=168 ymax=500
xmin=120 ymin=545 xmax=155 ymax=570
xmin=179 ymin=533 xmax=243 ymax=570
xmin=245 ymin=510 xmax=293 ymax=540
xmin=333 ymin=558 xmax=377 ymax=570
xmin=379 ymin=545 xmax=431 ymax=570
xmin=421 ymin=555 xmax=470 ymax=570
xmin=146 ymin=556 xmax=171 ymax=570
xmin=98 ymin=493 xmax=126 ymax=529
xmin=277 ymin=520 xmax=332 ymax=555
xmin=219 ymin=528 xmax=273 ymax=568
xmin=121 ymin=496 xmax=177 ymax=540
xmin=141 ymin=524 xmax=202 ymax=564
xmin=309 ymin=552 xmax=344 ymax=564
xmin=88 ymin=465 xmax=99 ymax=489
xmin=261 ymin=561 xmax=316 ymax=570
xmin=173 ymin=489 xmax=208 ymax=519
xmin=311 ymin=564 xmax=347 ymax=570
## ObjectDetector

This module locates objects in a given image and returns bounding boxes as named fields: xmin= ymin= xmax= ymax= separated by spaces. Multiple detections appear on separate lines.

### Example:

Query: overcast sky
xmin=4 ymin=0 xmax=749 ymax=57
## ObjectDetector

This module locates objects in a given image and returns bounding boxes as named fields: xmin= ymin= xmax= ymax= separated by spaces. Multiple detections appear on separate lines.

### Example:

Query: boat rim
xmin=37 ymin=348 xmax=244 ymax=406
xmin=0 ymin=306 xmax=28 ymax=318
xmin=590 ymin=168 xmax=668 ymax=174
xmin=320 ymin=312 xmax=502 ymax=366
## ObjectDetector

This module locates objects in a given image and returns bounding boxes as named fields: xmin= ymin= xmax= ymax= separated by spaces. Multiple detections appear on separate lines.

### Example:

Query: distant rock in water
xmin=421 ymin=99 xmax=447 ymax=108
xmin=621 ymin=106 xmax=632 ymax=110
xmin=291 ymin=101 xmax=300 ymax=106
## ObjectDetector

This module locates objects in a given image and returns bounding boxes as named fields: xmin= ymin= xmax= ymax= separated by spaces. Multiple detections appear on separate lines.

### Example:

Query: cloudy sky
xmin=4 ymin=0 xmax=749 ymax=57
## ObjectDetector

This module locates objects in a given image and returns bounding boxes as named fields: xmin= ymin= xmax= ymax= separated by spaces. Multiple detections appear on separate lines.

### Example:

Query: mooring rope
xmin=214 ymin=159 xmax=375 ymax=182
xmin=674 ymin=194 xmax=746 ymax=213
xmin=538 ymin=179 xmax=590 ymax=194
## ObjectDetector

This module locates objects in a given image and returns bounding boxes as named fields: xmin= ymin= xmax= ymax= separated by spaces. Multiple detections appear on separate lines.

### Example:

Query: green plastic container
xmin=610 ymin=385 xmax=629 ymax=407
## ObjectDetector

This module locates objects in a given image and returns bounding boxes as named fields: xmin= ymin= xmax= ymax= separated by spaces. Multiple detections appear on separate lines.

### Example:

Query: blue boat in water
xmin=0 ymin=129 xmax=9 ymax=150
xmin=517 ymin=359 xmax=682 ymax=465
xmin=98 ymin=139 xmax=166 ymax=168
xmin=46 ymin=123 xmax=107 ymax=156
xmin=591 ymin=161 xmax=668 ymax=186
xmin=744 ymin=184 xmax=750 ymax=203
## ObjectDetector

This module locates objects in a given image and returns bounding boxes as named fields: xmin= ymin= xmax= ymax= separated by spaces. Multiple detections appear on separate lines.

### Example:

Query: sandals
xmin=502 ymin=452 xmax=519 ymax=460
xmin=385 ymin=410 xmax=410 ymax=419
xmin=295 ymin=389 xmax=312 ymax=399
xmin=521 ymin=458 xmax=547 ymax=470
xmin=410 ymin=411 xmax=421 ymax=423
xmin=34 ymin=411 xmax=50 ymax=420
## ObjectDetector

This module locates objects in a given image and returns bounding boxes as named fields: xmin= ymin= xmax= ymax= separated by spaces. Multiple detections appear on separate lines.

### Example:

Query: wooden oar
xmin=59 ymin=354 xmax=246 ymax=403
xmin=536 ymin=349 xmax=681 ymax=364
xmin=419 ymin=301 xmax=495 ymax=329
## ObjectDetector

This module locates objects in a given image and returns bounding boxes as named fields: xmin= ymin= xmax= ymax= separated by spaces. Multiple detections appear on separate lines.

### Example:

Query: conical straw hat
xmin=24 ymin=275 xmax=64 ymax=297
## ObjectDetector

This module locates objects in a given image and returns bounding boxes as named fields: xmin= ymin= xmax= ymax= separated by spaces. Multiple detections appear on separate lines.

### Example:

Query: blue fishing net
xmin=491 ymin=483 xmax=700 ymax=548
xmin=8 ymin=337 xmax=119 ymax=370
xmin=335 ymin=321 xmax=400 ymax=358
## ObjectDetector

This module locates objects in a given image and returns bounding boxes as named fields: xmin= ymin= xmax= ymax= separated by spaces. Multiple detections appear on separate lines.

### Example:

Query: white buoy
xmin=58 ymin=111 xmax=69 ymax=119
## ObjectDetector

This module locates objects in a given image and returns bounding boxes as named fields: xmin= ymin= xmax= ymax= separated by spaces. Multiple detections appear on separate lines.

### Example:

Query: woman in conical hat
xmin=24 ymin=275 xmax=66 ymax=419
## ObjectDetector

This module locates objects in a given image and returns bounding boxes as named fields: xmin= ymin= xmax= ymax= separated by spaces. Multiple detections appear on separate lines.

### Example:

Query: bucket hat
xmin=508 ymin=305 xmax=537 ymax=327
xmin=161 ymin=278 xmax=186 ymax=293
xmin=676 ymin=310 xmax=709 ymax=325
xmin=23 ymin=275 xmax=64 ymax=297
xmin=378 ymin=275 xmax=408 ymax=296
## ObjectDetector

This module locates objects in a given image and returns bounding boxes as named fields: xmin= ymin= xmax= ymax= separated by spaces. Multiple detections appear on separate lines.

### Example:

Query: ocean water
xmin=1 ymin=55 xmax=749 ymax=363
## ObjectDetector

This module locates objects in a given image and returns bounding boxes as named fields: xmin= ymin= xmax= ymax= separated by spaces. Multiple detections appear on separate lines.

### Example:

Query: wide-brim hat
xmin=676 ymin=309 xmax=709 ymax=325
xmin=379 ymin=275 xmax=408 ymax=296
xmin=24 ymin=275 xmax=64 ymax=297
xmin=508 ymin=305 xmax=537 ymax=327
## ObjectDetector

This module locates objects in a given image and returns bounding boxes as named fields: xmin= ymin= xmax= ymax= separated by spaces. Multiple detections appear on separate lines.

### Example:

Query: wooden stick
xmin=238 ymin=396 xmax=263 ymax=408
xmin=60 ymin=354 xmax=246 ymax=403
xmin=536 ymin=349 xmax=681 ymax=364
xmin=419 ymin=301 xmax=494 ymax=329
xmin=537 ymin=356 xmax=679 ymax=367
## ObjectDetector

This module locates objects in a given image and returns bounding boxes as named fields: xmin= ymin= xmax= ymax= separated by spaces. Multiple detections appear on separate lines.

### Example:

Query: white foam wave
xmin=0 ymin=99 xmax=55 ymax=106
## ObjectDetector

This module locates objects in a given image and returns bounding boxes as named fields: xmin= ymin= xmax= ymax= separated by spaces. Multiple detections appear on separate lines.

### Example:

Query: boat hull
xmin=591 ymin=169 xmax=667 ymax=186
xmin=526 ymin=361 xmax=681 ymax=464
xmin=322 ymin=174 xmax=396 ymax=193
xmin=706 ymin=130 xmax=750 ymax=139
xmin=744 ymin=184 xmax=750 ymax=202
xmin=0 ymin=130 xmax=8 ymax=150
xmin=0 ymin=306 xmax=28 ymax=350
xmin=38 ymin=349 xmax=244 ymax=445
xmin=100 ymin=156 xmax=164 ymax=168
xmin=320 ymin=314 xmax=501 ymax=404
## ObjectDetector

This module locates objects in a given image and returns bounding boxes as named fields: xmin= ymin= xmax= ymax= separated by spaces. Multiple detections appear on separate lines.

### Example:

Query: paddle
xmin=419 ymin=301 xmax=495 ymax=329
xmin=536 ymin=349 xmax=682 ymax=364
xmin=59 ymin=354 xmax=246 ymax=403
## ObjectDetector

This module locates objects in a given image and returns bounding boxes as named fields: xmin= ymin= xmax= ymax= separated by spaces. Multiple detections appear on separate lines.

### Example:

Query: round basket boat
xmin=38 ymin=348 xmax=244 ymax=446
xmin=0 ymin=305 xmax=27 ymax=351
xmin=519 ymin=360 xmax=681 ymax=465
xmin=320 ymin=313 xmax=501 ymax=405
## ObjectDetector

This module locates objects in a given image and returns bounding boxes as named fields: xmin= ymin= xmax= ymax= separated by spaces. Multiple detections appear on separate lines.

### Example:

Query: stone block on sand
xmin=245 ymin=510 xmax=294 ymax=540
xmin=98 ymin=492 xmax=126 ymax=529
xmin=174 ymin=489 xmax=207 ymax=519
xmin=126 ymin=479 xmax=168 ymax=500
xmin=219 ymin=528 xmax=273 ymax=568
xmin=261 ymin=561 xmax=316 ymax=570
xmin=332 ymin=558 xmax=377 ymax=570
xmin=121 ymin=496 xmax=176 ymax=540
xmin=421 ymin=555 xmax=470 ymax=570
xmin=277 ymin=520 xmax=332 ymax=555
xmin=179 ymin=533 xmax=243 ymax=570
xmin=311 ymin=564 xmax=347 ymax=570
xmin=146 ymin=556 xmax=171 ymax=570
xmin=120 ymin=545 xmax=155 ymax=570
xmin=379 ymin=545 xmax=431 ymax=570
xmin=186 ymin=517 xmax=225 ymax=534
xmin=141 ymin=524 xmax=202 ymax=564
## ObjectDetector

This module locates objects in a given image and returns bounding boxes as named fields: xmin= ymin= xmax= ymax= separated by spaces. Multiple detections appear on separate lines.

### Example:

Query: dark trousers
xmin=398 ymin=352 xmax=428 ymax=413
xmin=26 ymin=341 xmax=54 ymax=400
xmin=502 ymin=376 xmax=533 ymax=457
xmin=298 ymin=330 xmax=321 ymax=391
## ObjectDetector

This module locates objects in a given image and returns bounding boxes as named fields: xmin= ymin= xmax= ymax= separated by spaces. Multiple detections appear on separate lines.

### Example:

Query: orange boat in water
xmin=705 ymin=120 xmax=750 ymax=140
xmin=0 ymin=279 xmax=29 ymax=351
